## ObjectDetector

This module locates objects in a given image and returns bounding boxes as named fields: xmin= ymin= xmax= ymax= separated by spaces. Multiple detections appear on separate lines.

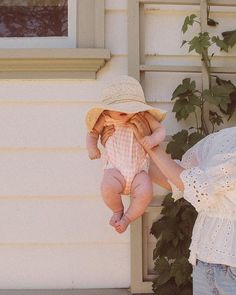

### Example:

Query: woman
xmin=101 ymin=114 xmax=236 ymax=295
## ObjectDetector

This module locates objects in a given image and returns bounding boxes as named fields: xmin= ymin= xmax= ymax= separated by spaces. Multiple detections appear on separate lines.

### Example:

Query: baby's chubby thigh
xmin=101 ymin=168 xmax=126 ymax=200
xmin=131 ymin=171 xmax=153 ymax=203
xmin=124 ymin=171 xmax=153 ymax=222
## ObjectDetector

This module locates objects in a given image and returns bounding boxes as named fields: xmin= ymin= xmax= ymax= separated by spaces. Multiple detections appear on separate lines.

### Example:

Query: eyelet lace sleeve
xmin=169 ymin=129 xmax=236 ymax=212
xmin=168 ymin=160 xmax=183 ymax=202
xmin=179 ymin=166 xmax=216 ymax=212
xmin=167 ymin=136 xmax=208 ymax=204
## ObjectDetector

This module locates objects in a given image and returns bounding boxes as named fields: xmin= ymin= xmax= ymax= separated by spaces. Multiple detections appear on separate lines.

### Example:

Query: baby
xmin=85 ymin=76 xmax=166 ymax=233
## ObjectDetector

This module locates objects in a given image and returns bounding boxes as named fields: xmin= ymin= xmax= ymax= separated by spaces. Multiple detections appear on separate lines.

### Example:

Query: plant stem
xmin=200 ymin=94 xmax=209 ymax=135
xmin=211 ymin=121 xmax=215 ymax=133
xmin=201 ymin=104 xmax=209 ymax=135
xmin=194 ymin=111 xmax=199 ymax=131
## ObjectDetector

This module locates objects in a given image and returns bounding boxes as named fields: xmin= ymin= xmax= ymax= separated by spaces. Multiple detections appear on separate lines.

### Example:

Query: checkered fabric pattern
xmin=102 ymin=115 xmax=149 ymax=195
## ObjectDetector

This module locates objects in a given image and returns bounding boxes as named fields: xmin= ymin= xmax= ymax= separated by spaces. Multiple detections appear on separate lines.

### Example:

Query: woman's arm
xmin=148 ymin=158 xmax=172 ymax=190
xmin=128 ymin=114 xmax=185 ymax=191
xmin=148 ymin=146 xmax=185 ymax=191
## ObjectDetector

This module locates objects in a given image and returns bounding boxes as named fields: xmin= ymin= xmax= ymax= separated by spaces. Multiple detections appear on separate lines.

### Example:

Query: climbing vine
xmin=151 ymin=5 xmax=236 ymax=295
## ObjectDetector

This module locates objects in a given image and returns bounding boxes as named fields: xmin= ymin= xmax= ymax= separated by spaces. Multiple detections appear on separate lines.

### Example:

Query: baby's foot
xmin=109 ymin=210 xmax=124 ymax=227
xmin=115 ymin=215 xmax=131 ymax=234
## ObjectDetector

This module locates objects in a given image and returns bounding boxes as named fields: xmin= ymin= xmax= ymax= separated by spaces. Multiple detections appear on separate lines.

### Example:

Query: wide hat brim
xmin=86 ymin=101 xmax=167 ymax=132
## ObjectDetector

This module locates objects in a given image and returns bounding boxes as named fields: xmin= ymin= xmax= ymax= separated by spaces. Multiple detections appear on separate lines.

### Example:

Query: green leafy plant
xmin=151 ymin=7 xmax=236 ymax=295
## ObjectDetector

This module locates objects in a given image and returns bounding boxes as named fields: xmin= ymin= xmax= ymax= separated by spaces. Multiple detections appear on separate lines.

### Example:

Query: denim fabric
xmin=192 ymin=259 xmax=236 ymax=295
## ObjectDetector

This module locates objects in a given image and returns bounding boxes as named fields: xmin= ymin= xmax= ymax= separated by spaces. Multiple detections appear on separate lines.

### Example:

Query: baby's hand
xmin=140 ymin=136 xmax=155 ymax=149
xmin=88 ymin=148 xmax=101 ymax=160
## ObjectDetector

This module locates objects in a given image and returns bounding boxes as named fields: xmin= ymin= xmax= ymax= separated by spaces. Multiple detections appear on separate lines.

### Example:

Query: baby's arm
xmin=140 ymin=112 xmax=166 ymax=149
xmin=86 ymin=114 xmax=105 ymax=160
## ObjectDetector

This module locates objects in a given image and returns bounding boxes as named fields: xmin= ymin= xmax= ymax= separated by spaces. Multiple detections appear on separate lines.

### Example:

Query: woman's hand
xmin=100 ymin=125 xmax=115 ymax=146
xmin=127 ymin=113 xmax=151 ymax=144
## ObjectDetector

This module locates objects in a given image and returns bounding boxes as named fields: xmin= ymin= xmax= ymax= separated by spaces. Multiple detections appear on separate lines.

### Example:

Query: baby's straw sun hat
xmin=86 ymin=75 xmax=167 ymax=132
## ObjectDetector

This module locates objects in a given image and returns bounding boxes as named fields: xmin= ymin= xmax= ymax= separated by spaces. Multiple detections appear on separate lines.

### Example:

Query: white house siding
xmin=0 ymin=0 xmax=235 ymax=289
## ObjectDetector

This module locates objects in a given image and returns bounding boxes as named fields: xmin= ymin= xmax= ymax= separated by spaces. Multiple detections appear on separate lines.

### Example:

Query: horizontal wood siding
xmin=0 ymin=0 xmax=235 ymax=289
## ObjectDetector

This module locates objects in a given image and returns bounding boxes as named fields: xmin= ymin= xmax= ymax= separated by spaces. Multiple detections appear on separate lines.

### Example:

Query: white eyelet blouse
xmin=168 ymin=127 xmax=236 ymax=267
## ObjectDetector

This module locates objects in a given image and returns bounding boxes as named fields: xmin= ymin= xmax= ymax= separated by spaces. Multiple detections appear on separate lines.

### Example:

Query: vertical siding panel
xmin=128 ymin=0 xmax=140 ymax=80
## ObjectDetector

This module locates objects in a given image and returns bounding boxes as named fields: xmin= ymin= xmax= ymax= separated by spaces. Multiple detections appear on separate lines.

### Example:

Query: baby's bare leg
xmin=101 ymin=168 xmax=126 ymax=227
xmin=115 ymin=171 xmax=153 ymax=233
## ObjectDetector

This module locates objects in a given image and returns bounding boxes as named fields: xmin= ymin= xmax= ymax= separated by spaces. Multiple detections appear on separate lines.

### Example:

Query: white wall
xmin=0 ymin=0 xmax=235 ymax=289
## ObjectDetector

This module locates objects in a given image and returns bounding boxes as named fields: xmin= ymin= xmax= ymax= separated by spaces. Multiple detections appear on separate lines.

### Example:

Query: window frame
xmin=0 ymin=0 xmax=76 ymax=48
xmin=0 ymin=0 xmax=110 ymax=79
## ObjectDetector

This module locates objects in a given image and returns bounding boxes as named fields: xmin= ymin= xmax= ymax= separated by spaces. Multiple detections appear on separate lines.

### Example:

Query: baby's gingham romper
xmin=102 ymin=115 xmax=150 ymax=195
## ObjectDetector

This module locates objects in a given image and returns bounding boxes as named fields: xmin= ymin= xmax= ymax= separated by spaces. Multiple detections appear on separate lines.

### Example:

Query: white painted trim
xmin=140 ymin=0 xmax=236 ymax=5
xmin=140 ymin=65 xmax=236 ymax=73
xmin=0 ymin=48 xmax=110 ymax=79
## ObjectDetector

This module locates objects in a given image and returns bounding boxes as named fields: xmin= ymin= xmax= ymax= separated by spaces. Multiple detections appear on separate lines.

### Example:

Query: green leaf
xmin=189 ymin=94 xmax=201 ymax=106
xmin=166 ymin=242 xmax=185 ymax=259
xmin=166 ymin=130 xmax=189 ymax=159
xmin=166 ymin=130 xmax=204 ymax=160
xmin=203 ymin=85 xmax=231 ymax=111
xmin=171 ymin=130 xmax=189 ymax=144
xmin=215 ymin=76 xmax=236 ymax=90
xmin=152 ymin=278 xmax=179 ymax=295
xmin=178 ymin=221 xmax=194 ymax=239
xmin=161 ymin=199 xmax=182 ymax=218
xmin=170 ymin=257 xmax=192 ymax=287
xmin=222 ymin=30 xmax=236 ymax=49
xmin=212 ymin=85 xmax=232 ymax=109
xmin=188 ymin=32 xmax=211 ymax=54
xmin=203 ymin=89 xmax=221 ymax=105
xmin=176 ymin=230 xmax=185 ymax=241
xmin=219 ymin=100 xmax=229 ymax=112
xmin=173 ymin=99 xmax=195 ymax=121
xmin=151 ymin=221 xmax=165 ymax=240
xmin=152 ymin=217 xmax=179 ymax=242
xmin=172 ymin=78 xmax=196 ymax=100
xmin=181 ymin=290 xmax=193 ymax=295
xmin=153 ymin=239 xmax=167 ymax=258
xmin=182 ymin=14 xmax=197 ymax=34
xmin=188 ymin=132 xmax=205 ymax=148
xmin=209 ymin=110 xmax=223 ymax=126
xmin=213 ymin=84 xmax=233 ymax=97
xmin=162 ymin=229 xmax=176 ymax=242
xmin=154 ymin=257 xmax=172 ymax=285
xmin=162 ymin=193 xmax=176 ymax=207
xmin=181 ymin=207 xmax=197 ymax=223
xmin=227 ymin=91 xmax=236 ymax=120
xmin=214 ymin=76 xmax=236 ymax=118
xmin=172 ymin=237 xmax=179 ymax=248
xmin=212 ymin=36 xmax=229 ymax=52
xmin=181 ymin=40 xmax=187 ymax=48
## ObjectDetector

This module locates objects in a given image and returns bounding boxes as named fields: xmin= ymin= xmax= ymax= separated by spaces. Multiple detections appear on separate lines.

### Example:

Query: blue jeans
xmin=192 ymin=259 xmax=236 ymax=295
